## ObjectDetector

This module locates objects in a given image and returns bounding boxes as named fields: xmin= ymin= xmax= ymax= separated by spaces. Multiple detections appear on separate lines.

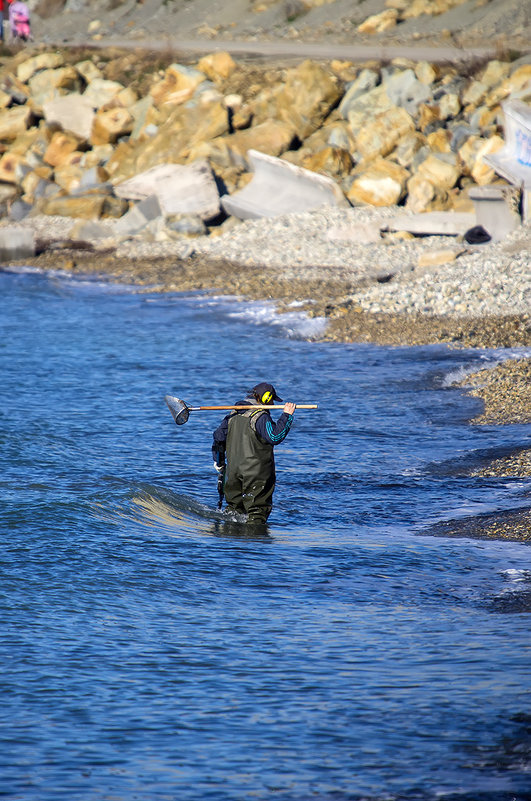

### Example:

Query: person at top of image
xmin=212 ymin=382 xmax=296 ymax=525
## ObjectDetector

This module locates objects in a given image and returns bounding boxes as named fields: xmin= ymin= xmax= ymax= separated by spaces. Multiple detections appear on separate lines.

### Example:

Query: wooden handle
xmin=193 ymin=404 xmax=318 ymax=411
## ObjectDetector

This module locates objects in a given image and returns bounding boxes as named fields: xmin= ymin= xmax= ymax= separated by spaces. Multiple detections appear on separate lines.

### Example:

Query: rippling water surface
xmin=1 ymin=268 xmax=530 ymax=801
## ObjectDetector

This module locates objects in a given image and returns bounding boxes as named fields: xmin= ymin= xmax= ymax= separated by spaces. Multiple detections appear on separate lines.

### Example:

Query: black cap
xmin=252 ymin=382 xmax=283 ymax=403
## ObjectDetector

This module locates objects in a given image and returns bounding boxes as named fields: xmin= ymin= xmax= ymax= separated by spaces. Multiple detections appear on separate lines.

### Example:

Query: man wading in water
xmin=212 ymin=382 xmax=296 ymax=524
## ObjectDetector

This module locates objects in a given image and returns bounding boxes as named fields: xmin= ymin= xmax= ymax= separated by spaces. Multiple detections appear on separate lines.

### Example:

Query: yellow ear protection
xmin=261 ymin=390 xmax=273 ymax=404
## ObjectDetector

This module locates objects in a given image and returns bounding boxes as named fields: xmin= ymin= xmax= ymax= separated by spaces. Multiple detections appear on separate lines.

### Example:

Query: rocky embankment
xmin=1 ymin=46 xmax=530 ymax=217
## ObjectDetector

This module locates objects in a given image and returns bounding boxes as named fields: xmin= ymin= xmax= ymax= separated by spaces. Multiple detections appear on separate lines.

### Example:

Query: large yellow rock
xmin=459 ymin=134 xmax=505 ymax=185
xmin=75 ymin=59 xmax=103 ymax=84
xmin=356 ymin=105 xmax=414 ymax=161
xmin=44 ymin=131 xmax=81 ymax=168
xmin=358 ymin=8 xmax=398 ymax=33
xmin=347 ymin=157 xmax=409 ymax=206
xmin=0 ymin=105 xmax=33 ymax=141
xmin=406 ymin=174 xmax=451 ymax=212
xmin=41 ymin=194 xmax=106 ymax=219
xmin=487 ymin=65 xmax=531 ymax=105
xmin=83 ymin=79 xmax=127 ymax=109
xmin=302 ymin=146 xmax=353 ymax=179
xmin=249 ymin=60 xmax=342 ymax=140
xmin=0 ymin=151 xmax=26 ymax=183
xmin=402 ymin=0 xmax=467 ymax=18
xmin=17 ymin=53 xmax=64 ymax=84
xmin=28 ymin=67 xmax=79 ymax=102
xmin=416 ymin=152 xmax=460 ymax=189
xmin=0 ymin=88 xmax=11 ymax=109
xmin=91 ymin=107 xmax=134 ymax=146
xmin=106 ymin=100 xmax=230 ymax=182
xmin=54 ymin=164 xmax=83 ymax=192
xmin=197 ymin=52 xmax=236 ymax=82
xmin=188 ymin=119 xmax=297 ymax=169
xmin=150 ymin=64 xmax=205 ymax=107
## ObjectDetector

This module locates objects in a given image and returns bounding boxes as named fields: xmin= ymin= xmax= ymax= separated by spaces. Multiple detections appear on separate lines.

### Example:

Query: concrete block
xmin=383 ymin=211 xmax=476 ymax=236
xmin=468 ymin=184 xmax=521 ymax=241
xmin=221 ymin=149 xmax=348 ymax=220
xmin=114 ymin=160 xmax=220 ymax=221
xmin=0 ymin=227 xmax=35 ymax=261
xmin=114 ymin=194 xmax=162 ymax=235
xmin=483 ymin=100 xmax=531 ymax=222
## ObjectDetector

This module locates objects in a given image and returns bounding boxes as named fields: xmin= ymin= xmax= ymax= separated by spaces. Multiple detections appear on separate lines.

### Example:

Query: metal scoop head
xmin=165 ymin=395 xmax=190 ymax=425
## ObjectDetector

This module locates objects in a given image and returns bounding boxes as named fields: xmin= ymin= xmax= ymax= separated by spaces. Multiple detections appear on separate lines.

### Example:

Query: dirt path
xmin=53 ymin=34 xmax=502 ymax=65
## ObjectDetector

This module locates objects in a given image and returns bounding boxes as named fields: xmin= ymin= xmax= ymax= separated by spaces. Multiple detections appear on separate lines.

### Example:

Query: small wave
xmin=225 ymin=299 xmax=327 ymax=339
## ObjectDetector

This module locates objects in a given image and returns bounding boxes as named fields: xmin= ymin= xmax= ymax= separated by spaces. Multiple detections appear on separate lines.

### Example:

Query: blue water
xmin=1 ymin=267 xmax=530 ymax=801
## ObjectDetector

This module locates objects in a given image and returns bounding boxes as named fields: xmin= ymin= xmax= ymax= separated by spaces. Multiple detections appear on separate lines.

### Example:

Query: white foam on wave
xmin=441 ymin=345 xmax=531 ymax=389
xmin=188 ymin=294 xmax=328 ymax=340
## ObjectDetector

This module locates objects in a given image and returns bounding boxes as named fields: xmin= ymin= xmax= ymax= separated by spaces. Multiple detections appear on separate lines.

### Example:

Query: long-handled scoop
xmin=165 ymin=395 xmax=318 ymax=426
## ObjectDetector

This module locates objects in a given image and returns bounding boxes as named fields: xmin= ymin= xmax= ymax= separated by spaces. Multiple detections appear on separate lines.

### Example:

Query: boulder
xmin=301 ymin=146 xmax=353 ymax=180
xmin=150 ymin=64 xmax=205 ymax=107
xmin=0 ymin=74 xmax=29 ymax=105
xmin=91 ymin=107 xmax=134 ymax=146
xmin=114 ymin=194 xmax=162 ymax=234
xmin=357 ymin=8 xmax=398 ymax=33
xmin=0 ymin=88 xmax=12 ymax=109
xmin=344 ymin=85 xmax=393 ymax=136
xmin=114 ymin=160 xmax=221 ymax=220
xmin=437 ymin=92 xmax=460 ymax=120
xmin=83 ymin=79 xmax=127 ymax=109
xmin=356 ymin=105 xmax=415 ymax=161
xmin=106 ymin=99 xmax=230 ymax=183
xmin=416 ymin=152 xmax=460 ymax=189
xmin=0 ymin=152 xmax=27 ymax=184
xmin=75 ymin=60 xmax=103 ymax=84
xmin=392 ymin=131 xmax=427 ymax=167
xmin=487 ymin=65 xmax=531 ymax=106
xmin=189 ymin=119 xmax=297 ymax=170
xmin=54 ymin=164 xmax=83 ymax=192
xmin=17 ymin=53 xmax=64 ymax=84
xmin=0 ymin=106 xmax=33 ymax=141
xmin=43 ymin=93 xmax=96 ymax=141
xmin=338 ymin=69 xmax=379 ymax=119
xmin=458 ymin=134 xmax=505 ymax=184
xmin=347 ymin=157 xmax=409 ymax=206
xmin=40 ymin=194 xmax=108 ymax=219
xmin=406 ymin=175 xmax=444 ymax=212
xmin=43 ymin=131 xmax=82 ymax=168
xmin=415 ymin=61 xmax=439 ymax=85
xmin=197 ymin=52 xmax=236 ymax=82
xmin=249 ymin=60 xmax=342 ymax=140
xmin=28 ymin=67 xmax=79 ymax=107
xmin=383 ymin=68 xmax=433 ymax=116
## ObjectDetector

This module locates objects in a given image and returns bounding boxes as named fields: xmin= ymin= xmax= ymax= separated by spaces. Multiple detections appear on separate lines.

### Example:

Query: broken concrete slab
xmin=114 ymin=194 xmax=162 ymax=235
xmin=483 ymin=100 xmax=531 ymax=222
xmin=114 ymin=160 xmax=220 ymax=221
xmin=468 ymin=184 xmax=521 ymax=241
xmin=383 ymin=211 xmax=476 ymax=236
xmin=221 ymin=149 xmax=348 ymax=220
xmin=0 ymin=227 xmax=35 ymax=261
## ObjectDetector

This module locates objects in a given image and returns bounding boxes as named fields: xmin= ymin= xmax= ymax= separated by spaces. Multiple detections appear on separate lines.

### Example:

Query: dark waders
xmin=223 ymin=409 xmax=276 ymax=524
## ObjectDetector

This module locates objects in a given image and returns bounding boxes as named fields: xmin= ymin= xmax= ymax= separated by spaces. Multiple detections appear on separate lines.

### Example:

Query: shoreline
xmin=5 ymin=245 xmax=530 ymax=543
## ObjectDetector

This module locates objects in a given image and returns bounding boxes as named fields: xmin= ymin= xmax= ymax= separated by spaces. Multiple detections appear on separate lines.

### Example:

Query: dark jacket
xmin=212 ymin=398 xmax=293 ymax=467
